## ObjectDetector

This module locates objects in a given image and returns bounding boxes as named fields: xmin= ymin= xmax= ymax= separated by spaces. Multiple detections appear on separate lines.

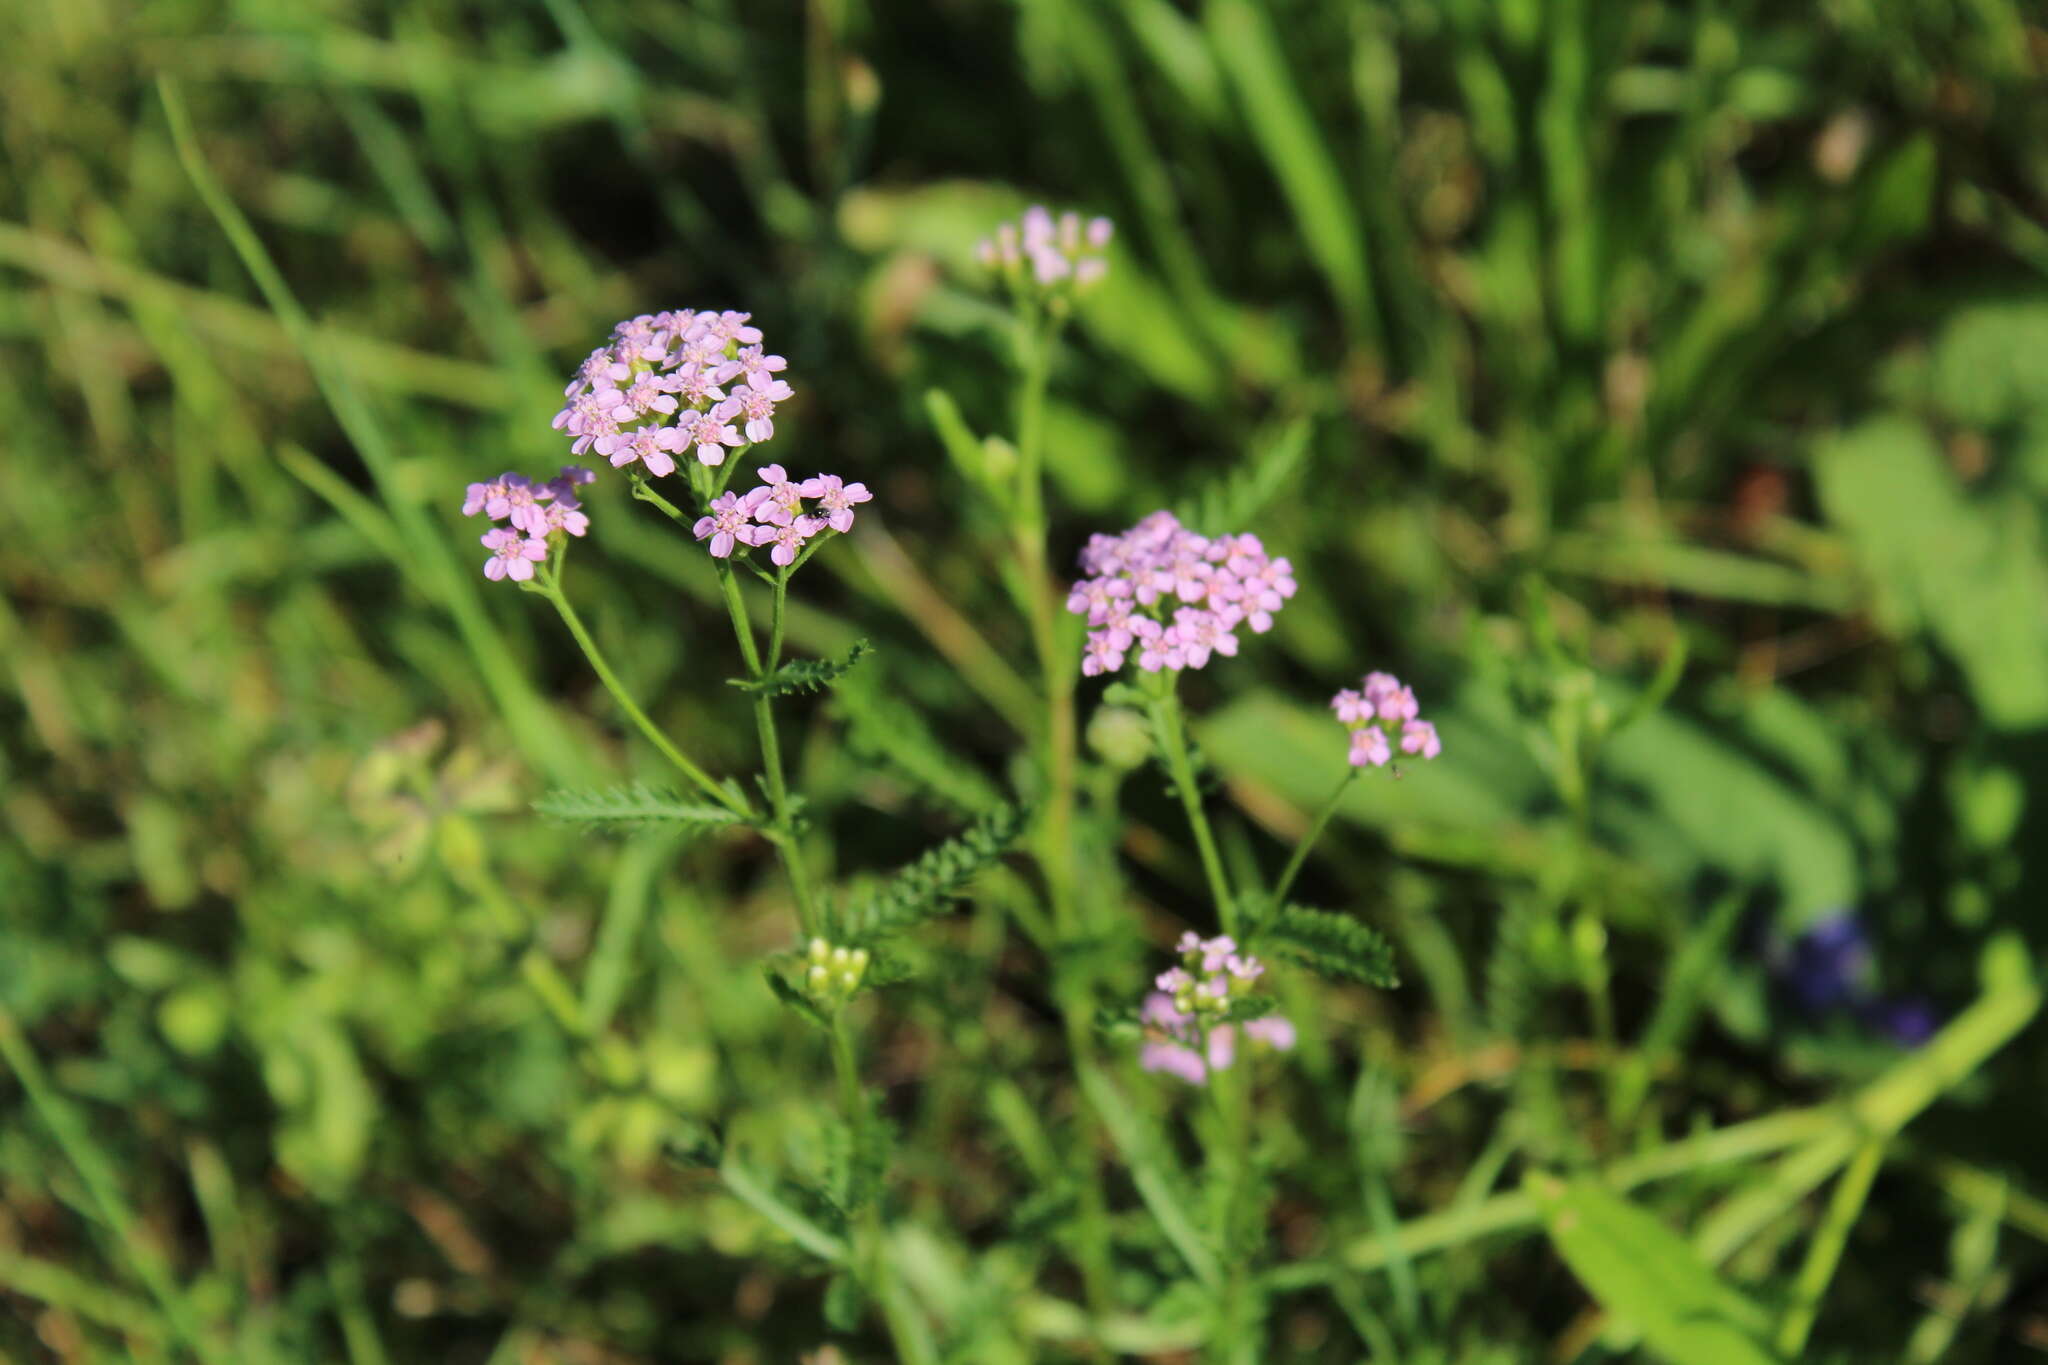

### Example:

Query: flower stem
xmin=717 ymin=560 xmax=822 ymax=936
xmin=830 ymin=1012 xmax=939 ymax=1365
xmin=1147 ymin=688 xmax=1236 ymax=935
xmin=1270 ymin=767 xmax=1358 ymax=908
xmin=1010 ymin=316 xmax=1081 ymax=941
xmin=539 ymin=564 xmax=749 ymax=819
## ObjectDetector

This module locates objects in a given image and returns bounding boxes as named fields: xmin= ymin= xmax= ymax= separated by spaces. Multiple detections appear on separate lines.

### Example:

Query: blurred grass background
xmin=5 ymin=0 xmax=2048 ymax=1360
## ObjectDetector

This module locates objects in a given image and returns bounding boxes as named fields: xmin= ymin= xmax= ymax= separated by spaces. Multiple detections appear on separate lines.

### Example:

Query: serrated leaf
xmin=729 ymin=639 xmax=873 ymax=698
xmin=762 ymin=965 xmax=831 ymax=1029
xmin=1180 ymin=413 xmax=1315 ymax=535
xmin=835 ymin=671 xmax=1006 ymax=814
xmin=1259 ymin=904 xmax=1399 ymax=988
xmin=532 ymin=784 xmax=751 ymax=833
xmin=835 ymin=803 xmax=1029 ymax=945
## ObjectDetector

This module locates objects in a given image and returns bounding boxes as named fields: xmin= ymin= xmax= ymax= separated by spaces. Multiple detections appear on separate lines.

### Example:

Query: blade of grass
xmin=158 ymin=77 xmax=586 ymax=783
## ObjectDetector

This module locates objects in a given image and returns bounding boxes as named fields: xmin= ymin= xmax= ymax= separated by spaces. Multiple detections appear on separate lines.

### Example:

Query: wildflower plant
xmin=456 ymin=307 xmax=1028 ymax=1354
xmin=455 ymin=245 xmax=1418 ymax=1358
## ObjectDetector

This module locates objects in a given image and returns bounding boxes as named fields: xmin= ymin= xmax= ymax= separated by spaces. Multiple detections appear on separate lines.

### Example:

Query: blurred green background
xmin=5 ymin=0 xmax=2048 ymax=1360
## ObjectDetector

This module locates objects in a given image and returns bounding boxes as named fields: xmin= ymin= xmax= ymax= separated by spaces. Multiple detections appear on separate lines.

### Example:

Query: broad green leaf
xmin=1816 ymin=416 xmax=2048 ymax=729
xmin=1529 ymin=1175 xmax=1780 ymax=1365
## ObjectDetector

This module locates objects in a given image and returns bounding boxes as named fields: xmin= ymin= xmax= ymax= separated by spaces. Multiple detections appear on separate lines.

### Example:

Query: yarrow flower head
xmin=689 ymin=466 xmax=872 ymax=567
xmin=1138 ymin=934 xmax=1295 ymax=1087
xmin=461 ymin=466 xmax=594 ymax=583
xmin=1331 ymin=670 xmax=1441 ymax=769
xmin=552 ymin=309 xmax=792 ymax=475
xmin=975 ymin=205 xmax=1113 ymax=306
xmin=1067 ymin=511 xmax=1296 ymax=678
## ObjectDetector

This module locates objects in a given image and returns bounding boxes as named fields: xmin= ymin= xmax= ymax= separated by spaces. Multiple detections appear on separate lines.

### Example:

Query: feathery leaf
xmin=533 ymin=784 xmax=752 ymax=834
xmin=836 ymin=802 xmax=1029 ymax=945
xmin=730 ymin=639 xmax=873 ymax=698
xmin=1259 ymin=904 xmax=1399 ymax=988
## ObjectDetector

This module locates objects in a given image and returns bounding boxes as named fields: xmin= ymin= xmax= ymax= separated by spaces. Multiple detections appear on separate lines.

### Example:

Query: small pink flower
xmin=754 ymin=464 xmax=808 ymax=527
xmin=760 ymin=518 xmax=821 ymax=568
xmin=609 ymin=425 xmax=686 ymax=479
xmin=686 ymin=409 xmax=745 ymax=467
xmin=1400 ymin=719 xmax=1441 ymax=760
xmin=1349 ymin=726 xmax=1392 ymax=768
xmin=727 ymin=371 xmax=794 ymax=444
xmin=605 ymin=370 xmax=680 ymax=423
xmin=693 ymin=488 xmax=770 ymax=558
xmin=799 ymin=474 xmax=872 ymax=533
xmin=481 ymin=526 xmax=548 ymax=582
xmin=1243 ymin=1016 xmax=1296 ymax=1052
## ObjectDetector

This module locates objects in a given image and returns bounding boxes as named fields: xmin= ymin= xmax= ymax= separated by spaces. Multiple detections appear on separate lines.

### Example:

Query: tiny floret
xmin=974 ymin=204 xmax=1114 ymax=303
xmin=1137 ymin=932 xmax=1294 ymax=1087
xmin=1334 ymin=670 xmax=1441 ymax=768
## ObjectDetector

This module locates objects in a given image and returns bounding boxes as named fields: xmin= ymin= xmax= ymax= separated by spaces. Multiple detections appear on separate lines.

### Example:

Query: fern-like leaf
xmin=1258 ymin=904 xmax=1399 ymax=988
xmin=836 ymin=673 xmax=1005 ymax=814
xmin=533 ymin=784 xmax=751 ymax=834
xmin=1180 ymin=414 xmax=1315 ymax=535
xmin=729 ymin=639 xmax=873 ymax=698
xmin=836 ymin=802 xmax=1028 ymax=944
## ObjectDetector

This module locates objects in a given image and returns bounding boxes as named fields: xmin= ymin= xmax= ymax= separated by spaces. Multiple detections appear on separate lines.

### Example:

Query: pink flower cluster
xmin=975 ymin=206 xmax=1112 ymax=290
xmin=461 ymin=466 xmax=594 ymax=582
xmin=691 ymin=464 xmax=872 ymax=566
xmin=552 ymin=310 xmax=793 ymax=475
xmin=1140 ymin=933 xmax=1295 ymax=1086
xmin=1067 ymin=511 xmax=1296 ymax=678
xmin=1333 ymin=671 xmax=1441 ymax=767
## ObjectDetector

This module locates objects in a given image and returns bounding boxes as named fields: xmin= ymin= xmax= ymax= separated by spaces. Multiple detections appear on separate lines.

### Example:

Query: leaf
xmin=1258 ymin=905 xmax=1399 ymax=988
xmin=1180 ymin=414 xmax=1315 ymax=536
xmin=729 ymin=639 xmax=873 ymax=698
xmin=1816 ymin=415 xmax=2048 ymax=729
xmin=762 ymin=965 xmax=830 ymax=1030
xmin=834 ymin=671 xmax=1007 ymax=814
xmin=835 ymin=802 xmax=1029 ymax=945
xmin=823 ymin=1271 xmax=867 ymax=1333
xmin=1528 ymin=1175 xmax=1780 ymax=1365
xmin=532 ymin=784 xmax=752 ymax=833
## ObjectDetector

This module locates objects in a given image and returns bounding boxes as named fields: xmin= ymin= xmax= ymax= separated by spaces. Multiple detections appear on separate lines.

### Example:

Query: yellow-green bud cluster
xmin=1156 ymin=933 xmax=1266 ymax=1020
xmin=803 ymin=937 xmax=870 ymax=1009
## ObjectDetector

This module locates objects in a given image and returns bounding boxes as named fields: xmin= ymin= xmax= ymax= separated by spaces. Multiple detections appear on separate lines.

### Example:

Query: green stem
xmin=1210 ymin=1044 xmax=1260 ymax=1361
xmin=1148 ymin=689 xmax=1236 ymax=934
xmin=1270 ymin=767 xmax=1357 ymax=907
xmin=717 ymin=562 xmax=822 ymax=935
xmin=1775 ymin=1136 xmax=1886 ymax=1358
xmin=538 ymin=565 xmax=748 ymax=818
xmin=769 ymin=565 xmax=791 ymax=671
xmin=1010 ymin=316 xmax=1080 ymax=941
xmin=629 ymin=471 xmax=692 ymax=526
xmin=830 ymin=1014 xmax=939 ymax=1365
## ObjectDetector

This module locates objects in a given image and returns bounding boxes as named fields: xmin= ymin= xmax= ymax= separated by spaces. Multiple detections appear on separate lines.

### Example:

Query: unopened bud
xmin=806 ymin=965 xmax=830 ymax=993
xmin=807 ymin=937 xmax=830 ymax=964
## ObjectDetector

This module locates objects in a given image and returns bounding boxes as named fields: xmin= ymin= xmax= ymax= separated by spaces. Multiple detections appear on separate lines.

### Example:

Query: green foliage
xmin=1256 ymin=905 xmax=1399 ymax=989
xmin=532 ymin=784 xmax=754 ymax=834
xmin=729 ymin=639 xmax=874 ymax=698
xmin=1529 ymin=1175 xmax=1779 ymax=1365
xmin=834 ymin=803 xmax=1029 ymax=945
xmin=5 ymin=0 xmax=2046 ymax=1358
